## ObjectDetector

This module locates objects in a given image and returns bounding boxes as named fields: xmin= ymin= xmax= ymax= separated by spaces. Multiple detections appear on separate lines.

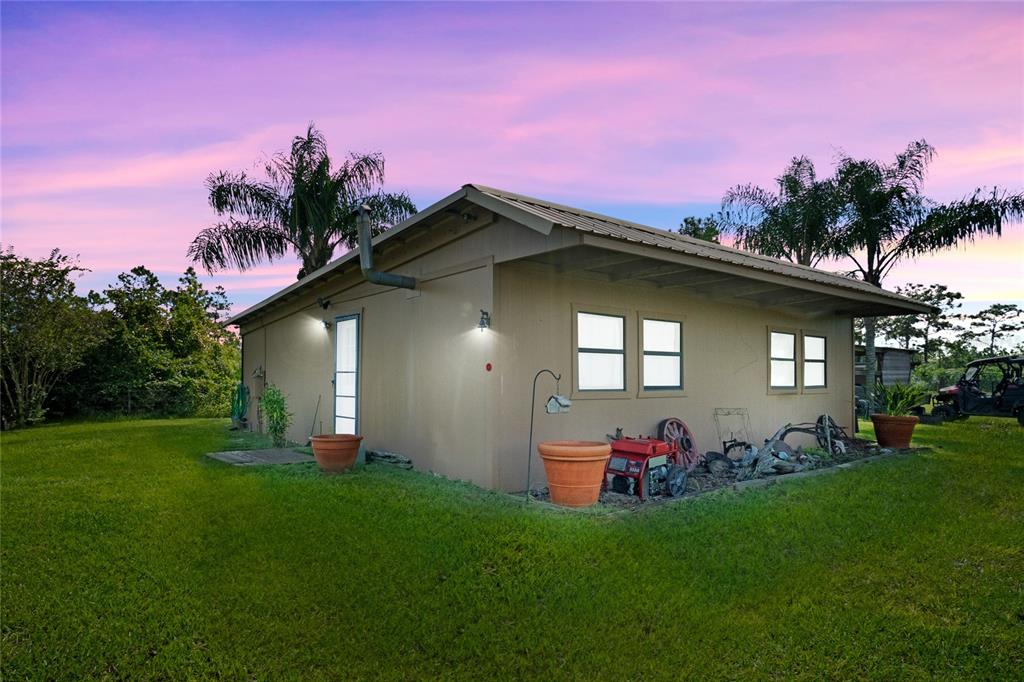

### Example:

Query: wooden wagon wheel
xmin=657 ymin=417 xmax=701 ymax=471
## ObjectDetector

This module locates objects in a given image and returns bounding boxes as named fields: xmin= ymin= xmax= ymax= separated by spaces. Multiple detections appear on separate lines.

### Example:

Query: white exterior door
xmin=334 ymin=314 xmax=359 ymax=434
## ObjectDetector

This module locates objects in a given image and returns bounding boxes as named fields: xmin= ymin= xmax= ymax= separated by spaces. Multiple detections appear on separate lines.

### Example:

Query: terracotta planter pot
xmin=310 ymin=434 xmax=363 ymax=473
xmin=870 ymin=414 xmax=919 ymax=449
xmin=537 ymin=440 xmax=612 ymax=508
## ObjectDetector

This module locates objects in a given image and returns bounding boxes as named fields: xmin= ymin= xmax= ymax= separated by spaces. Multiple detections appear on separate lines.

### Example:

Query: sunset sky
xmin=3 ymin=1 xmax=1022 ymax=328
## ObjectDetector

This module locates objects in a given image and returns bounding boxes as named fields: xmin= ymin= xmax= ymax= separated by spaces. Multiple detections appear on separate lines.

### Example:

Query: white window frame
xmin=639 ymin=315 xmax=684 ymax=395
xmin=768 ymin=328 xmax=798 ymax=393
xmin=573 ymin=307 xmax=628 ymax=397
xmin=802 ymin=333 xmax=828 ymax=391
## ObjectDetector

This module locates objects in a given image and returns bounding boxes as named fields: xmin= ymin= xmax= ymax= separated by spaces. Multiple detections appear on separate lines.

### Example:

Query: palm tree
xmin=720 ymin=156 xmax=843 ymax=267
xmin=834 ymin=139 xmax=1024 ymax=406
xmin=188 ymin=124 xmax=416 ymax=279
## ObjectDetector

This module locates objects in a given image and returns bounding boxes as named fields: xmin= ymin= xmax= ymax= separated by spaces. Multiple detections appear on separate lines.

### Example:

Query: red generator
xmin=604 ymin=437 xmax=687 ymax=500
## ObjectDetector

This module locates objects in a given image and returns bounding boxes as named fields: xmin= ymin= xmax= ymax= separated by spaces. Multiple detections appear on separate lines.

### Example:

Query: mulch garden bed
xmin=528 ymin=437 xmax=923 ymax=511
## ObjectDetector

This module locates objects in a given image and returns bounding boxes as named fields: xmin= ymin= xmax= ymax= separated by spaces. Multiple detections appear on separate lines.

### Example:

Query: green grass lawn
xmin=2 ymin=418 xmax=1022 ymax=679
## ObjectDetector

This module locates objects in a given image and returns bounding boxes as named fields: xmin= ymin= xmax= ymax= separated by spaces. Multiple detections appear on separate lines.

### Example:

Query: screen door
xmin=334 ymin=314 xmax=359 ymax=434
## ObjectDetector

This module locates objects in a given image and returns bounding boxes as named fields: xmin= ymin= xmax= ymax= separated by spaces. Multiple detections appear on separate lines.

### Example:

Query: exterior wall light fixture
xmin=478 ymin=309 xmax=491 ymax=332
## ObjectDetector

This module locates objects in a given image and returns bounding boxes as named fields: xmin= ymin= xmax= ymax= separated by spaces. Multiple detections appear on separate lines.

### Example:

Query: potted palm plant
xmin=871 ymin=382 xmax=928 ymax=448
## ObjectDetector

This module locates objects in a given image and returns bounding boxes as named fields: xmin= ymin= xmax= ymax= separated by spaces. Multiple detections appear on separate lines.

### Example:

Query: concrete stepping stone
xmin=206 ymin=448 xmax=315 ymax=466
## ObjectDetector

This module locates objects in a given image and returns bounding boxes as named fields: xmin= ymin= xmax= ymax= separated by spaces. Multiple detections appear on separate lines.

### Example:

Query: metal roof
xmin=225 ymin=186 xmax=473 ymax=325
xmin=227 ymin=183 xmax=931 ymax=325
xmin=467 ymin=184 xmax=926 ymax=308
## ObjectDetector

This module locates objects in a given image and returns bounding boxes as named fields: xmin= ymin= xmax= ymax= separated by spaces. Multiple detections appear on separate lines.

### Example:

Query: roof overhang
xmin=513 ymin=238 xmax=933 ymax=318
xmin=226 ymin=186 xmax=478 ymax=326
xmin=227 ymin=183 xmax=932 ymax=326
xmin=469 ymin=184 xmax=933 ymax=318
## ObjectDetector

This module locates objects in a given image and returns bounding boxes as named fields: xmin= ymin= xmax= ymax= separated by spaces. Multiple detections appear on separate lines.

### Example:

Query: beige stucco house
xmin=228 ymin=185 xmax=929 ymax=492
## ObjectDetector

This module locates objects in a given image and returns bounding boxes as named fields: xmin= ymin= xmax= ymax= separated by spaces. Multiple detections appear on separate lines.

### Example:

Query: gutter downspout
xmin=356 ymin=204 xmax=416 ymax=289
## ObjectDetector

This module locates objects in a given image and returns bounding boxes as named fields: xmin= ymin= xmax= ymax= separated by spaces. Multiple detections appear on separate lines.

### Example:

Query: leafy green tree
xmin=875 ymin=313 xmax=916 ymax=350
xmin=941 ymin=338 xmax=988 ymax=367
xmin=188 ymin=123 xmax=416 ymax=279
xmin=834 ymin=139 xmax=1023 ymax=406
xmin=720 ymin=156 xmax=842 ymax=266
xmin=911 ymin=334 xmax=990 ymax=391
xmin=54 ymin=266 xmax=239 ymax=418
xmin=964 ymin=303 xmax=1024 ymax=354
xmin=0 ymin=249 xmax=106 ymax=428
xmin=911 ymin=363 xmax=961 ymax=392
xmin=162 ymin=269 xmax=240 ymax=417
xmin=875 ymin=283 xmax=964 ymax=362
xmin=79 ymin=267 xmax=170 ymax=414
xmin=677 ymin=216 xmax=721 ymax=243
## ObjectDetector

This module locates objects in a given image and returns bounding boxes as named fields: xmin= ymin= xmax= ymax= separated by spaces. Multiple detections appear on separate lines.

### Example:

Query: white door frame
xmin=333 ymin=313 xmax=360 ymax=434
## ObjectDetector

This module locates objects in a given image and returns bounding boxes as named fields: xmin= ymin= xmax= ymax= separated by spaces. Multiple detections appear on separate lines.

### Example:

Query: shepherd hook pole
xmin=525 ymin=369 xmax=561 ymax=501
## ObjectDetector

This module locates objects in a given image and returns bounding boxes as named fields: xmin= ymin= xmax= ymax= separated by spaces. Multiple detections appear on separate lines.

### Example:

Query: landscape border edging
xmin=520 ymin=449 xmax=922 ymax=516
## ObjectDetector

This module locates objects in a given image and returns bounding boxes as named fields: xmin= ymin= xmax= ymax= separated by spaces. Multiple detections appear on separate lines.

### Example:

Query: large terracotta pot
xmin=537 ymin=440 xmax=612 ymax=508
xmin=870 ymin=414 xmax=919 ymax=449
xmin=310 ymin=434 xmax=363 ymax=473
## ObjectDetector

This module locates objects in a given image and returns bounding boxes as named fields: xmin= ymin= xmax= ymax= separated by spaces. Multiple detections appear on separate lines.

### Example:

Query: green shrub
xmin=874 ymin=382 xmax=929 ymax=416
xmin=260 ymin=384 xmax=292 ymax=447
xmin=46 ymin=265 xmax=240 ymax=421
xmin=912 ymin=362 xmax=964 ymax=392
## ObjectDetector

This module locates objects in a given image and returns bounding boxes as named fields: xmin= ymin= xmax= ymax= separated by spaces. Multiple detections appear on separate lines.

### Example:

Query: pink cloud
xmin=2 ymin=2 xmax=1021 ymax=311
xmin=6 ymin=5 xmax=1021 ymax=204
xmin=1 ymin=125 xmax=301 ymax=199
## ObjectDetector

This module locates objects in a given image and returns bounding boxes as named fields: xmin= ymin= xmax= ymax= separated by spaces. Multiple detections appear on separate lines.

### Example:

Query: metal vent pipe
xmin=356 ymin=204 xmax=416 ymax=289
